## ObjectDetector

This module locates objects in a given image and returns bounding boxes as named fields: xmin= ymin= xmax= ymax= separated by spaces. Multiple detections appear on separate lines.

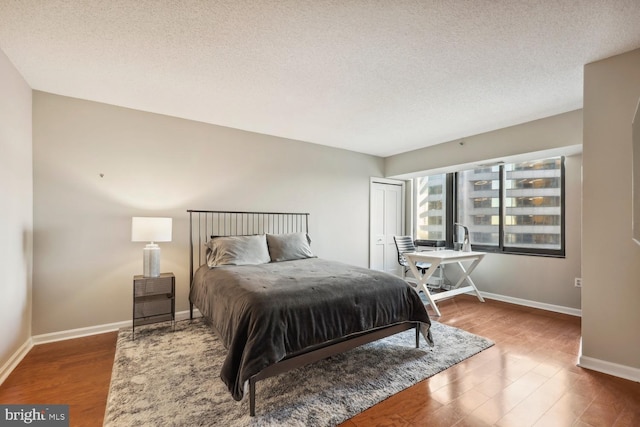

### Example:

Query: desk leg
xmin=451 ymin=259 xmax=485 ymax=302
xmin=406 ymin=258 xmax=442 ymax=316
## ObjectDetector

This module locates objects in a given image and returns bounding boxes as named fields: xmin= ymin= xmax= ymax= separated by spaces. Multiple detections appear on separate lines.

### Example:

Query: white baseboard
xmin=480 ymin=291 xmax=582 ymax=317
xmin=578 ymin=353 xmax=640 ymax=383
xmin=32 ymin=320 xmax=130 ymax=345
xmin=31 ymin=309 xmax=202 ymax=345
xmin=0 ymin=338 xmax=33 ymax=386
xmin=176 ymin=309 xmax=202 ymax=321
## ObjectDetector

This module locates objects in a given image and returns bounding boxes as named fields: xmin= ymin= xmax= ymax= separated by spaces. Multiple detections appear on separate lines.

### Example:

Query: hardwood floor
xmin=343 ymin=296 xmax=640 ymax=427
xmin=1 ymin=296 xmax=639 ymax=426
xmin=0 ymin=331 xmax=117 ymax=426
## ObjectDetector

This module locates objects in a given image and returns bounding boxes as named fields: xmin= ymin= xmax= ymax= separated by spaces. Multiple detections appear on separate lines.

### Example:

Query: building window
xmin=501 ymin=158 xmax=564 ymax=254
xmin=457 ymin=168 xmax=500 ymax=247
xmin=415 ymin=174 xmax=447 ymax=241
xmin=414 ymin=156 xmax=565 ymax=257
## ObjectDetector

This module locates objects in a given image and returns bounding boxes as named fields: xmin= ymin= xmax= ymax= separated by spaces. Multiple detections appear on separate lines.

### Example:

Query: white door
xmin=370 ymin=180 xmax=404 ymax=275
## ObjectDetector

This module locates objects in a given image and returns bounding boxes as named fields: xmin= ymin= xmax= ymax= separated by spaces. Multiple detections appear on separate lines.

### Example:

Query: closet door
xmin=370 ymin=179 xmax=404 ymax=275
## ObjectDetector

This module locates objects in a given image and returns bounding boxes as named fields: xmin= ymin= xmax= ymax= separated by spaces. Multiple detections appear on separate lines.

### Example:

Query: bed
xmin=188 ymin=210 xmax=432 ymax=416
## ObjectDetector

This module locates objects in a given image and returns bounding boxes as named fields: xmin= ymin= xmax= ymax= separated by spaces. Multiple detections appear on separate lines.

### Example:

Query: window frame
xmin=414 ymin=157 xmax=566 ymax=258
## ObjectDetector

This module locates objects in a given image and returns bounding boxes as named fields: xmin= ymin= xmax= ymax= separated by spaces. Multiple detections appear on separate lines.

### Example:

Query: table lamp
xmin=454 ymin=223 xmax=472 ymax=252
xmin=131 ymin=217 xmax=172 ymax=277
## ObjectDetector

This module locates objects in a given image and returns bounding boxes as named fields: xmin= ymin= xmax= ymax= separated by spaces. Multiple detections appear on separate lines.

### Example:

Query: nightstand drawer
xmin=134 ymin=298 xmax=172 ymax=319
xmin=134 ymin=276 xmax=173 ymax=297
xmin=132 ymin=272 xmax=175 ymax=339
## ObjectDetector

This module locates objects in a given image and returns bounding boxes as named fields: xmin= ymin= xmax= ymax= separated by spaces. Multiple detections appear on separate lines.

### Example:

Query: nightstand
xmin=132 ymin=272 xmax=175 ymax=339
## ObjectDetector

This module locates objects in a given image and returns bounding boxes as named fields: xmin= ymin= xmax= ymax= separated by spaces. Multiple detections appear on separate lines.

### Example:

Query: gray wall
xmin=32 ymin=92 xmax=384 ymax=335
xmin=385 ymin=110 xmax=583 ymax=310
xmin=0 ymin=51 xmax=32 ymax=372
xmin=386 ymin=110 xmax=582 ymax=179
xmin=582 ymin=48 xmax=640 ymax=372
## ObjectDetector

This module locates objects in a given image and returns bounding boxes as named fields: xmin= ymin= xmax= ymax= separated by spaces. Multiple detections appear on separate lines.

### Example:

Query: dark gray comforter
xmin=189 ymin=258 xmax=432 ymax=401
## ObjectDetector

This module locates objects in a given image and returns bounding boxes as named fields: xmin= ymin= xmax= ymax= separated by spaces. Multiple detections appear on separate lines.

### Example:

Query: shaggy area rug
xmin=104 ymin=319 xmax=493 ymax=426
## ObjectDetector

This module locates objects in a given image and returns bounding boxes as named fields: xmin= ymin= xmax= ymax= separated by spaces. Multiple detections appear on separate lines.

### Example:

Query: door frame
xmin=369 ymin=177 xmax=406 ymax=270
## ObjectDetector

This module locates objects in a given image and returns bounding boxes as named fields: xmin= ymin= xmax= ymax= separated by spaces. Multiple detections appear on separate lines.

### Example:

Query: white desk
xmin=404 ymin=250 xmax=486 ymax=316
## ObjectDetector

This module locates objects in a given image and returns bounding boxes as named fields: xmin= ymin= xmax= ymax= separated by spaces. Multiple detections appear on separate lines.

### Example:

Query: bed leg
xmin=415 ymin=323 xmax=420 ymax=348
xmin=189 ymin=302 xmax=193 ymax=320
xmin=249 ymin=378 xmax=256 ymax=417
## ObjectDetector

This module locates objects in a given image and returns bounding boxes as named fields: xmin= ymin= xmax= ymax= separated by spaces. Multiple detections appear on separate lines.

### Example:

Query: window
xmin=500 ymin=158 xmax=564 ymax=254
xmin=414 ymin=157 xmax=565 ymax=257
xmin=457 ymin=168 xmax=500 ymax=247
xmin=414 ymin=174 xmax=447 ymax=240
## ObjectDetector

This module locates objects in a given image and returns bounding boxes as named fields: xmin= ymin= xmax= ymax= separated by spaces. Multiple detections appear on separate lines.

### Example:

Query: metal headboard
xmin=187 ymin=210 xmax=310 ymax=315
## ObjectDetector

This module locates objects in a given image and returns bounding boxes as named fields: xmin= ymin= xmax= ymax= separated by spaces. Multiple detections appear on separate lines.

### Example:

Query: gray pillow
xmin=206 ymin=234 xmax=271 ymax=267
xmin=266 ymin=232 xmax=314 ymax=262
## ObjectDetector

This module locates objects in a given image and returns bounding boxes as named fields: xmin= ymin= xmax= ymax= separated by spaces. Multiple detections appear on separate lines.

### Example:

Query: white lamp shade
xmin=131 ymin=217 xmax=172 ymax=242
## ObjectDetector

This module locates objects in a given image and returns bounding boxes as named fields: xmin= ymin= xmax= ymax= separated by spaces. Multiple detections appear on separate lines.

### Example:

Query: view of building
xmin=415 ymin=157 xmax=563 ymax=250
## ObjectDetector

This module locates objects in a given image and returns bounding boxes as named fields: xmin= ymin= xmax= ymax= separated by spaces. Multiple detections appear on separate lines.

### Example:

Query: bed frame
xmin=187 ymin=209 xmax=421 ymax=416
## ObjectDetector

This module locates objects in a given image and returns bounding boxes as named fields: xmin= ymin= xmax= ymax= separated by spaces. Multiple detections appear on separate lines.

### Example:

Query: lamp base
xmin=143 ymin=244 xmax=161 ymax=277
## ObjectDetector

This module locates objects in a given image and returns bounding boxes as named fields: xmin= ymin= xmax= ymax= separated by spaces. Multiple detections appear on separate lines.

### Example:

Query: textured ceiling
xmin=1 ymin=1 xmax=640 ymax=157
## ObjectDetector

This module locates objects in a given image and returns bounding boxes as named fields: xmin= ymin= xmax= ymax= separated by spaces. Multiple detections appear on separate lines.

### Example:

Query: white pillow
xmin=266 ymin=232 xmax=314 ymax=262
xmin=206 ymin=235 xmax=271 ymax=267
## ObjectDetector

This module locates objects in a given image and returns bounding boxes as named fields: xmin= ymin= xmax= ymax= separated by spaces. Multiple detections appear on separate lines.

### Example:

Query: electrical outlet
xmin=575 ymin=277 xmax=582 ymax=287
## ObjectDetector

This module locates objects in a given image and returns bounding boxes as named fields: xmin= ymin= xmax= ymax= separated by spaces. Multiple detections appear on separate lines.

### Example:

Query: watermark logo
xmin=1 ymin=405 xmax=68 ymax=426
